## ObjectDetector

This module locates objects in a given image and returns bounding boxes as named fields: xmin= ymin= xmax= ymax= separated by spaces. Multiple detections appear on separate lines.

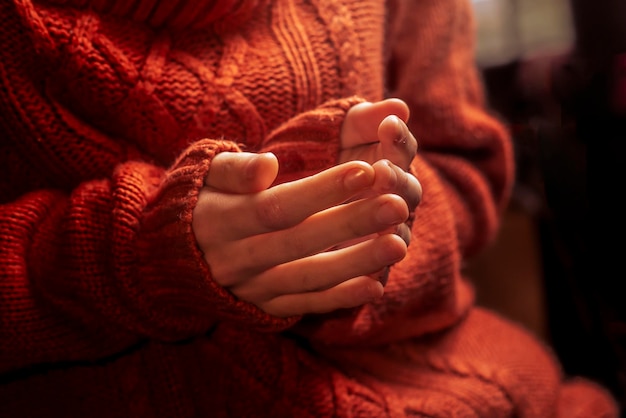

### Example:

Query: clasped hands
xmin=192 ymin=99 xmax=422 ymax=317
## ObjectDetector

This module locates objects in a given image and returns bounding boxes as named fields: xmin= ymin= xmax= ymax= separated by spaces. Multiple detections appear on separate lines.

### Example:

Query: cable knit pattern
xmin=40 ymin=0 xmax=265 ymax=29
xmin=0 ymin=0 xmax=619 ymax=416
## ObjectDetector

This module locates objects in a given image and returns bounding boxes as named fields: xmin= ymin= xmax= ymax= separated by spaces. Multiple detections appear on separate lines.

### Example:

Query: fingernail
xmin=392 ymin=117 xmax=408 ymax=145
xmin=344 ymin=168 xmax=371 ymax=191
xmin=379 ymin=161 xmax=398 ymax=191
xmin=376 ymin=202 xmax=404 ymax=225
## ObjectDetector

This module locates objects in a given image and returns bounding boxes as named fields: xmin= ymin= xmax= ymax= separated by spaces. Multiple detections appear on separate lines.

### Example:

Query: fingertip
xmin=371 ymin=159 xmax=399 ymax=192
xmin=353 ymin=277 xmax=384 ymax=305
xmin=343 ymin=161 xmax=375 ymax=192
xmin=378 ymin=114 xmax=402 ymax=134
xmin=376 ymin=193 xmax=409 ymax=225
xmin=247 ymin=152 xmax=279 ymax=192
xmin=257 ymin=152 xmax=279 ymax=176
xmin=379 ymin=113 xmax=412 ymax=143
xmin=391 ymin=231 xmax=409 ymax=252
xmin=206 ymin=151 xmax=279 ymax=193
xmin=377 ymin=233 xmax=408 ymax=266
xmin=369 ymin=279 xmax=385 ymax=299
xmin=259 ymin=151 xmax=279 ymax=165
xmin=407 ymin=173 xmax=423 ymax=209
xmin=380 ymin=98 xmax=410 ymax=122
xmin=395 ymin=223 xmax=412 ymax=247
xmin=415 ymin=176 xmax=423 ymax=202
xmin=349 ymin=101 xmax=374 ymax=114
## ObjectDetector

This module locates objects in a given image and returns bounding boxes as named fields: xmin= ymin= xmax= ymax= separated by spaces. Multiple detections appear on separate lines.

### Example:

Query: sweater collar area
xmin=41 ymin=0 xmax=263 ymax=29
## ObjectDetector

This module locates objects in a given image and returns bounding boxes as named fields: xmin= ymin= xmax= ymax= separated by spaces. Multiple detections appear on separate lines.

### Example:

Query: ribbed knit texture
xmin=0 ymin=0 xmax=619 ymax=416
xmin=41 ymin=0 xmax=265 ymax=29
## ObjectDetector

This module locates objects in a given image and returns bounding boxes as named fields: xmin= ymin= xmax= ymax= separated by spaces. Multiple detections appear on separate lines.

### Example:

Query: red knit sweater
xmin=0 ymin=0 xmax=618 ymax=416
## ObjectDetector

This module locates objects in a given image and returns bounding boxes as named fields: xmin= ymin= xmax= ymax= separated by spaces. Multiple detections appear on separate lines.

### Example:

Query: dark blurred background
xmin=464 ymin=0 xmax=626 ymax=412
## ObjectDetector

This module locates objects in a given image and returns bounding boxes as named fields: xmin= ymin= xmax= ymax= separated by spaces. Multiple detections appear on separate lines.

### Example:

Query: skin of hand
xmin=340 ymin=98 xmax=417 ymax=171
xmin=338 ymin=98 xmax=422 ymax=280
xmin=191 ymin=98 xmax=421 ymax=318
xmin=192 ymin=152 xmax=420 ymax=317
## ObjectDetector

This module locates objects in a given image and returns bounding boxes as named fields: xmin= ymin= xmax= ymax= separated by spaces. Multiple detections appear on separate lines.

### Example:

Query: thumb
xmin=377 ymin=115 xmax=418 ymax=171
xmin=342 ymin=98 xmax=410 ymax=148
xmin=205 ymin=152 xmax=279 ymax=193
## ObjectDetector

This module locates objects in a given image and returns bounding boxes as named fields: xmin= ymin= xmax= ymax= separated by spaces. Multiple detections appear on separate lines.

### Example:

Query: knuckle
xmin=256 ymin=190 xmax=289 ymax=230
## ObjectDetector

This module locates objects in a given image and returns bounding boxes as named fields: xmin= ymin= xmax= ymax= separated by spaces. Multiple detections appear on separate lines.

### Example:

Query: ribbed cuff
xmin=135 ymin=139 xmax=298 ymax=339
xmin=261 ymin=96 xmax=366 ymax=180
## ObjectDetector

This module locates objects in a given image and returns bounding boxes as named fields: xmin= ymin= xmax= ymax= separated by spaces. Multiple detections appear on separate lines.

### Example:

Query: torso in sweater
xmin=3 ymin=0 xmax=385 ymax=177
xmin=0 ymin=0 xmax=393 ymax=416
xmin=1 ymin=1 xmax=551 ymax=417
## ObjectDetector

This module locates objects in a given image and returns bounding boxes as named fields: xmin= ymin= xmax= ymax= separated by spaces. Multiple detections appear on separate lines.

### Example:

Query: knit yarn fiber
xmin=0 ymin=0 xmax=619 ymax=416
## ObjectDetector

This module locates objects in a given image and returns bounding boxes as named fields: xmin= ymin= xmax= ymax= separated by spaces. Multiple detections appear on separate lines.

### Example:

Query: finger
xmin=205 ymin=152 xmax=279 ymax=193
xmin=373 ymin=266 xmax=391 ymax=286
xmin=372 ymin=160 xmax=422 ymax=211
xmin=260 ymin=276 xmax=384 ymax=317
xmin=377 ymin=115 xmax=418 ymax=171
xmin=394 ymin=223 xmax=412 ymax=247
xmin=342 ymin=98 xmax=410 ymax=148
xmin=328 ymin=220 xmax=412 ymax=254
xmin=233 ymin=233 xmax=406 ymax=301
xmin=212 ymin=193 xmax=409 ymax=277
xmin=243 ymin=161 xmax=380 ymax=236
xmin=195 ymin=161 xmax=377 ymax=243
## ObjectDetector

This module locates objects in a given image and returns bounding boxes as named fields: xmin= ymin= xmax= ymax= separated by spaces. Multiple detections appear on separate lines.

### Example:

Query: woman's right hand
xmin=192 ymin=152 xmax=417 ymax=317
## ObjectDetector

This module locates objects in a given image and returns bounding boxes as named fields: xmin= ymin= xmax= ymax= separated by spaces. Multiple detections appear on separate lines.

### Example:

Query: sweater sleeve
xmin=261 ymin=96 xmax=367 ymax=182
xmin=291 ymin=0 xmax=515 ymax=346
xmin=0 ymin=134 xmax=303 ymax=373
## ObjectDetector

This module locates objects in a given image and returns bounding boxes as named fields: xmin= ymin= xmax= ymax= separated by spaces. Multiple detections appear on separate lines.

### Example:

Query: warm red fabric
xmin=0 ymin=0 xmax=618 ymax=416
